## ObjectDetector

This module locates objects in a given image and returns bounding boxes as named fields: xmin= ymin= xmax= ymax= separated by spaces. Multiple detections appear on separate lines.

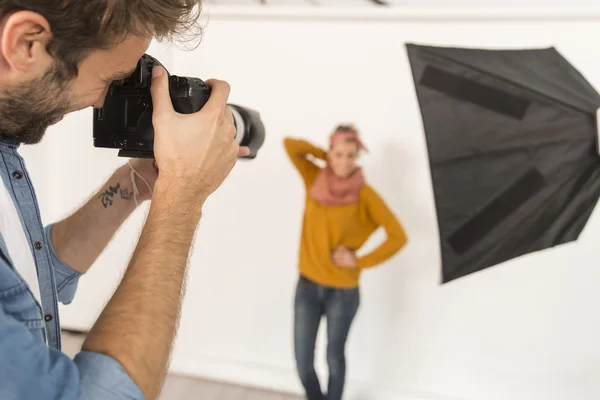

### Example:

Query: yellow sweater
xmin=284 ymin=138 xmax=408 ymax=289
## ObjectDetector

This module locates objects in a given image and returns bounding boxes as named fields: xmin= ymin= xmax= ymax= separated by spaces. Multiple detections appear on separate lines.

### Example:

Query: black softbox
xmin=406 ymin=43 xmax=600 ymax=283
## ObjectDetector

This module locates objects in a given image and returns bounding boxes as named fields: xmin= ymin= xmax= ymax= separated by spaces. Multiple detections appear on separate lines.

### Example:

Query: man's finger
xmin=237 ymin=147 xmax=250 ymax=157
xmin=150 ymin=67 xmax=174 ymax=114
xmin=224 ymin=107 xmax=234 ymax=128
xmin=204 ymin=79 xmax=231 ymax=114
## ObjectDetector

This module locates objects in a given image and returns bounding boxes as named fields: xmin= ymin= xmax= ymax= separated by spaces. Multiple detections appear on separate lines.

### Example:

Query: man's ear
xmin=1 ymin=11 xmax=53 ymax=76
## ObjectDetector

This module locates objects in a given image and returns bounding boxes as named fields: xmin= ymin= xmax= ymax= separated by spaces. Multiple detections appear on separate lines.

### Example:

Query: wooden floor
xmin=61 ymin=331 xmax=302 ymax=400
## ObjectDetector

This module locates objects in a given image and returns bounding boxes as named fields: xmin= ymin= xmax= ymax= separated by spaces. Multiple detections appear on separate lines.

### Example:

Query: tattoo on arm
xmin=99 ymin=183 xmax=134 ymax=208
xmin=120 ymin=188 xmax=134 ymax=200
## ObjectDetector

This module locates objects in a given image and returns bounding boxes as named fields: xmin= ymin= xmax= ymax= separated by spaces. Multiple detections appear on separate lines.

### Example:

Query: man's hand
xmin=151 ymin=67 xmax=249 ymax=205
xmin=332 ymin=246 xmax=357 ymax=268
xmin=82 ymin=67 xmax=251 ymax=400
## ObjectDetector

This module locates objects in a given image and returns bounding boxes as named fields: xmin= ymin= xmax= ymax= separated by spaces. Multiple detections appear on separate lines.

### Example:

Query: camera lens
xmin=229 ymin=106 xmax=245 ymax=145
xmin=226 ymin=104 xmax=266 ymax=159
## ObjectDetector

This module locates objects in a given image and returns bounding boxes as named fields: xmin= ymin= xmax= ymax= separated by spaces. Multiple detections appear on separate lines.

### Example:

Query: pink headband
xmin=330 ymin=131 xmax=369 ymax=152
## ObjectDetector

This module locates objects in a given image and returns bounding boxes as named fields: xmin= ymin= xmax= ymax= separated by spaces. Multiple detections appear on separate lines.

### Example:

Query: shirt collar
xmin=0 ymin=137 xmax=21 ymax=149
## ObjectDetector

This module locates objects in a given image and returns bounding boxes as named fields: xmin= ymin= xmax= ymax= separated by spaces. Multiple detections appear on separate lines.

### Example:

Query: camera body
xmin=93 ymin=54 xmax=265 ymax=159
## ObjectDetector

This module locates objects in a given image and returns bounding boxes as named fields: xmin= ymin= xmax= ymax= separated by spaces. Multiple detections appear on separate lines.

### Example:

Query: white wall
xmin=20 ymin=6 xmax=600 ymax=400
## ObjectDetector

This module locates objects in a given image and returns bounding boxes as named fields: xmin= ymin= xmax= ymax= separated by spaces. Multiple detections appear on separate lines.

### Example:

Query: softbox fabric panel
xmin=406 ymin=43 xmax=600 ymax=283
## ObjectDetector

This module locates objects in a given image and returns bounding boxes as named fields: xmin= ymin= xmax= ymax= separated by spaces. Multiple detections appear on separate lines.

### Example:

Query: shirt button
xmin=12 ymin=171 xmax=23 ymax=180
xmin=44 ymin=313 xmax=53 ymax=322
xmin=34 ymin=241 xmax=43 ymax=250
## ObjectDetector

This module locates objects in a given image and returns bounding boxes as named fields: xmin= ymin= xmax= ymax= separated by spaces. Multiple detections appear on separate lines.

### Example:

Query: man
xmin=0 ymin=1 xmax=248 ymax=399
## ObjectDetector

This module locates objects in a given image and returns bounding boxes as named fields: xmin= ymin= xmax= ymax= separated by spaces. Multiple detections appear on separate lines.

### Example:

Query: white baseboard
xmin=168 ymin=352 xmax=468 ymax=400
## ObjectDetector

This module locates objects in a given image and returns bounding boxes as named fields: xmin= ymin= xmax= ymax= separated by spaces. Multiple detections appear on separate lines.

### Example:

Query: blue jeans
xmin=294 ymin=275 xmax=360 ymax=400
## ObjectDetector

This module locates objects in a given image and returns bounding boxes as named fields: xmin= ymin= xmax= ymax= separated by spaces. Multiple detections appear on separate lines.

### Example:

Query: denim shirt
xmin=0 ymin=140 xmax=144 ymax=400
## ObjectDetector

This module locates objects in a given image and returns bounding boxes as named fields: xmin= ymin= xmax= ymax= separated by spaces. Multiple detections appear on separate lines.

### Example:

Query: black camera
xmin=92 ymin=54 xmax=265 ymax=159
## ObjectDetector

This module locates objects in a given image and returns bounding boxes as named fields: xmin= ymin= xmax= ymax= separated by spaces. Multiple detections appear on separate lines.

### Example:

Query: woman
xmin=283 ymin=124 xmax=408 ymax=400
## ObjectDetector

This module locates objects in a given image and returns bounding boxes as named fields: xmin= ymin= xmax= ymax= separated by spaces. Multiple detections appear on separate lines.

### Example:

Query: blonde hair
xmin=330 ymin=124 xmax=361 ymax=146
xmin=328 ymin=123 xmax=367 ymax=153
xmin=332 ymin=123 xmax=360 ymax=136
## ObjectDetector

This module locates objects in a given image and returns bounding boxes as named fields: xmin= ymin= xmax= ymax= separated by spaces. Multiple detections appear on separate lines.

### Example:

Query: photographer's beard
xmin=0 ymin=65 xmax=71 ymax=145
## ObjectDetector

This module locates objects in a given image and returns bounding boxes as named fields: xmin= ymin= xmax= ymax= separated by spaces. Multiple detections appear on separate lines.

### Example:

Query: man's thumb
xmin=150 ymin=66 xmax=173 ymax=113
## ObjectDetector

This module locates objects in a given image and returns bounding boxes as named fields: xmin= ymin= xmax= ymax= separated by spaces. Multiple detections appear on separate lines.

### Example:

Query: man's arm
xmin=82 ymin=178 xmax=202 ymax=399
xmin=49 ymin=159 xmax=157 ymax=275
xmin=81 ymin=69 xmax=247 ymax=400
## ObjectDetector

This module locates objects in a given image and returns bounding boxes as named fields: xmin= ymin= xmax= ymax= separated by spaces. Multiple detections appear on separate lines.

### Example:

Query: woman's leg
xmin=294 ymin=277 xmax=325 ymax=400
xmin=324 ymin=287 xmax=360 ymax=400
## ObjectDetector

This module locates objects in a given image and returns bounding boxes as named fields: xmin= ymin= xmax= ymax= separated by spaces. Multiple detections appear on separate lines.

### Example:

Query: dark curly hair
xmin=0 ymin=0 xmax=203 ymax=79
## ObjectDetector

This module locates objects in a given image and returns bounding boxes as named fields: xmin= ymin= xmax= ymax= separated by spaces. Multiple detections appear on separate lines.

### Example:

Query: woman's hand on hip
xmin=332 ymin=246 xmax=357 ymax=268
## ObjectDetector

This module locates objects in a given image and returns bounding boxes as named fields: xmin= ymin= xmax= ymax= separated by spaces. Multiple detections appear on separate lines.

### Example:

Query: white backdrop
xmin=20 ymin=5 xmax=600 ymax=400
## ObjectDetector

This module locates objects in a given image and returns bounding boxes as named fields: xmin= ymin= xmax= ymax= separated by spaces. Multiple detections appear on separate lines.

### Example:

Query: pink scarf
xmin=309 ymin=129 xmax=368 ymax=206
xmin=309 ymin=166 xmax=365 ymax=206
